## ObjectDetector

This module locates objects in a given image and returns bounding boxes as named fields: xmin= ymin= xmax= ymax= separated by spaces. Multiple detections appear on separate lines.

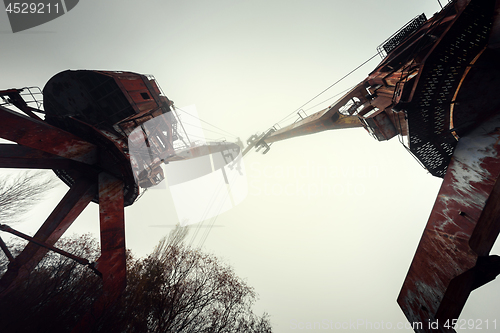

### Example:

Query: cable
xmin=180 ymin=121 xmax=234 ymax=139
xmin=197 ymin=164 xmax=240 ymax=249
xmin=187 ymin=171 xmax=226 ymax=248
xmin=186 ymin=162 xmax=227 ymax=247
xmin=174 ymin=106 xmax=239 ymax=139
xmin=198 ymin=215 xmax=219 ymax=249
xmin=274 ymin=53 xmax=379 ymax=127
xmin=303 ymin=85 xmax=358 ymax=112
xmin=180 ymin=132 xmax=223 ymax=142
xmin=185 ymin=153 xmax=242 ymax=249
xmin=196 ymin=171 xmax=228 ymax=248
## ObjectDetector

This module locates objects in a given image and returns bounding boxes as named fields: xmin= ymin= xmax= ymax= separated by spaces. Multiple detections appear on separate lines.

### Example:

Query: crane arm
xmin=244 ymin=81 xmax=369 ymax=154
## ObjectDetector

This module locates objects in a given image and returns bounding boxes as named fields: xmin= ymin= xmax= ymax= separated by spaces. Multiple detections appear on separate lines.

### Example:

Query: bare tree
xmin=0 ymin=170 xmax=59 ymax=224
xmin=96 ymin=226 xmax=272 ymax=333
xmin=0 ymin=229 xmax=273 ymax=333
xmin=0 ymin=234 xmax=102 ymax=332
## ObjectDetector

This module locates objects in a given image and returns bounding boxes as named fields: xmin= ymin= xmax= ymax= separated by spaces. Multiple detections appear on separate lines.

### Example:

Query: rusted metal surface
xmin=396 ymin=1 xmax=500 ymax=331
xmin=0 ymin=70 xmax=179 ymax=331
xmin=258 ymin=0 xmax=465 ymax=150
xmin=53 ymin=116 xmax=139 ymax=206
xmin=402 ymin=0 xmax=496 ymax=177
xmin=245 ymin=1 xmax=500 ymax=331
xmin=398 ymin=114 xmax=500 ymax=332
xmin=42 ymin=70 xmax=178 ymax=204
xmin=0 ymin=177 xmax=96 ymax=297
xmin=72 ymin=172 xmax=126 ymax=332
xmin=0 ymin=224 xmax=100 ymax=276
xmin=259 ymin=0 xmax=498 ymax=179
xmin=43 ymin=70 xmax=174 ymax=139
xmin=0 ymin=105 xmax=97 ymax=164
xmin=0 ymin=143 xmax=95 ymax=170
xmin=263 ymin=107 xmax=363 ymax=144
xmin=96 ymin=172 xmax=126 ymax=295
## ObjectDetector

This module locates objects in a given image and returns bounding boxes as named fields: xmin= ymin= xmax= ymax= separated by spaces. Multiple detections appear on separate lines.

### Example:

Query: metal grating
xmin=377 ymin=14 xmax=427 ymax=57
xmin=407 ymin=0 xmax=493 ymax=177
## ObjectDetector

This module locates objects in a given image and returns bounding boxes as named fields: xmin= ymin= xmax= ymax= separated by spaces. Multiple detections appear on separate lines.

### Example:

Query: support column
xmin=72 ymin=172 xmax=126 ymax=332
xmin=398 ymin=114 xmax=500 ymax=332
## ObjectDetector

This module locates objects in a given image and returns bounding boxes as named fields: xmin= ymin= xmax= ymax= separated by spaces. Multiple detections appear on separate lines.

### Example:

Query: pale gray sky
xmin=1 ymin=1 xmax=499 ymax=332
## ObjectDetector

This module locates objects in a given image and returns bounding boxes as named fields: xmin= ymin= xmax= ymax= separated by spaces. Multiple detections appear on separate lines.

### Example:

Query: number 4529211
xmin=5 ymin=2 xmax=60 ymax=14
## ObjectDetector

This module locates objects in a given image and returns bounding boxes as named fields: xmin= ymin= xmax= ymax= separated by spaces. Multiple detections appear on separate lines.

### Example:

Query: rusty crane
xmin=1 ymin=1 xmax=500 ymax=332
xmin=0 ymin=70 xmax=239 ymax=331
xmin=247 ymin=0 xmax=500 ymax=332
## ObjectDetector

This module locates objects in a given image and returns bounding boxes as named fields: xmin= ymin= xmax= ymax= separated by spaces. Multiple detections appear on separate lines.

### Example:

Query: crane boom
xmin=247 ymin=0 xmax=500 ymax=332
xmin=263 ymin=89 xmax=365 ymax=144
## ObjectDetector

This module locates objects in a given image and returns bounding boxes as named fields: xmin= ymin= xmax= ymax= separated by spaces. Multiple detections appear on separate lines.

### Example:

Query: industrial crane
xmin=0 ymin=70 xmax=241 ymax=332
xmin=0 ymin=1 xmax=499 ymax=332
xmin=247 ymin=0 xmax=500 ymax=332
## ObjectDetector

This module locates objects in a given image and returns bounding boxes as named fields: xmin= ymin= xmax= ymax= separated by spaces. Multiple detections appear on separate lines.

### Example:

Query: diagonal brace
xmin=0 ymin=177 xmax=97 ymax=296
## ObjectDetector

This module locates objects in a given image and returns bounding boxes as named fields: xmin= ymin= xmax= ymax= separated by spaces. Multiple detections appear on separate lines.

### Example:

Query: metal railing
xmin=377 ymin=14 xmax=428 ymax=58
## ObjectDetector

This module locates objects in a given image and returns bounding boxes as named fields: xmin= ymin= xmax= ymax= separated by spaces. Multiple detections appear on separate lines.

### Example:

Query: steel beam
xmin=0 ymin=177 xmax=96 ymax=297
xmin=0 ymin=224 xmax=101 ymax=276
xmin=0 ymin=144 xmax=96 ymax=171
xmin=72 ymin=172 xmax=126 ymax=332
xmin=96 ymin=172 xmax=126 ymax=298
xmin=0 ymin=105 xmax=97 ymax=164
xmin=398 ymin=113 xmax=500 ymax=332
xmin=263 ymin=109 xmax=362 ymax=144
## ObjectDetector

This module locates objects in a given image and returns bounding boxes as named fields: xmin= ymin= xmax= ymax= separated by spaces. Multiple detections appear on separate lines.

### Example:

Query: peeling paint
xmin=451 ymin=135 xmax=498 ymax=196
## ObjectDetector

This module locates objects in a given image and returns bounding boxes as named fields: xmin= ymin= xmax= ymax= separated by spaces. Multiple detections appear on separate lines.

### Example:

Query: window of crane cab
xmin=339 ymin=97 xmax=363 ymax=116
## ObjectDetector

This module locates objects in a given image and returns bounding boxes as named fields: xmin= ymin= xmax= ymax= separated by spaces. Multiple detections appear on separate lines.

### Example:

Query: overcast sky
xmin=1 ymin=1 xmax=500 ymax=332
